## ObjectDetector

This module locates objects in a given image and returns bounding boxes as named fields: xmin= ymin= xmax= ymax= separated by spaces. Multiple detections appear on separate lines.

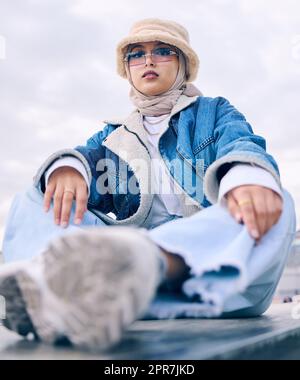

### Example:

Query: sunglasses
xmin=124 ymin=47 xmax=178 ymax=66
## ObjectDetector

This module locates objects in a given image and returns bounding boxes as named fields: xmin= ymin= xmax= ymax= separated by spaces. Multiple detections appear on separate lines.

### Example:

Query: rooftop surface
xmin=1 ymin=303 xmax=300 ymax=360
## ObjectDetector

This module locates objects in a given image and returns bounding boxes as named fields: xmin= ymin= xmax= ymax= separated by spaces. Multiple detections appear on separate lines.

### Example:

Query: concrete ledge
xmin=1 ymin=304 xmax=300 ymax=360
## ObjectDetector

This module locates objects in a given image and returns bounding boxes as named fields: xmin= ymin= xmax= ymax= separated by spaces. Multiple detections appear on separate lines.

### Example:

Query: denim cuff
xmin=204 ymin=154 xmax=281 ymax=204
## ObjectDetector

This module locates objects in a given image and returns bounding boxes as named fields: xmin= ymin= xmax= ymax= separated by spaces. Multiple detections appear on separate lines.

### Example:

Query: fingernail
xmin=61 ymin=222 xmax=68 ymax=229
xmin=55 ymin=219 xmax=60 ymax=225
xmin=44 ymin=207 xmax=49 ymax=213
xmin=74 ymin=218 xmax=81 ymax=225
xmin=251 ymin=230 xmax=260 ymax=239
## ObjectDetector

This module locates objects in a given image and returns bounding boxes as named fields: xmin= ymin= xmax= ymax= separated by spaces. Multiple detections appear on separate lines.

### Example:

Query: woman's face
xmin=126 ymin=41 xmax=179 ymax=96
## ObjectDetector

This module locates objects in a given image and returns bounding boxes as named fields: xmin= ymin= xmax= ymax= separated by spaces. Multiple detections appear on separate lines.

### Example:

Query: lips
xmin=142 ymin=71 xmax=159 ymax=78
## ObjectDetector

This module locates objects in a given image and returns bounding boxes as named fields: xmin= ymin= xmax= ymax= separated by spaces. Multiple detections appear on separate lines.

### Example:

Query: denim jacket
xmin=34 ymin=95 xmax=281 ymax=226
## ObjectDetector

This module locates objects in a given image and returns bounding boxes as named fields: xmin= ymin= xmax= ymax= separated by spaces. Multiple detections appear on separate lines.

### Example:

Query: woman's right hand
xmin=43 ymin=166 xmax=88 ymax=228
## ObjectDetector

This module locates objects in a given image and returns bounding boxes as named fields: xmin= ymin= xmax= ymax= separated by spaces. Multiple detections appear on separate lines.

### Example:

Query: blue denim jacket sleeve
xmin=204 ymin=97 xmax=281 ymax=204
xmin=33 ymin=124 xmax=117 ymax=214
xmin=75 ymin=125 xmax=117 ymax=214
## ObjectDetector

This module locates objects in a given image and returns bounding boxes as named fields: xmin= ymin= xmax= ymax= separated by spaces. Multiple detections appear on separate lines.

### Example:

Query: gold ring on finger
xmin=237 ymin=199 xmax=252 ymax=207
xmin=63 ymin=190 xmax=75 ymax=196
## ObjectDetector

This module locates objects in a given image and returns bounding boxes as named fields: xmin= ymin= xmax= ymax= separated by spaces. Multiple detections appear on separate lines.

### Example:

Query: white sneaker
xmin=0 ymin=227 xmax=163 ymax=351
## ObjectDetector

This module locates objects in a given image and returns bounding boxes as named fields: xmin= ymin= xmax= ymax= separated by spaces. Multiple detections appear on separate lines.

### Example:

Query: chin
xmin=140 ymin=86 xmax=165 ymax=96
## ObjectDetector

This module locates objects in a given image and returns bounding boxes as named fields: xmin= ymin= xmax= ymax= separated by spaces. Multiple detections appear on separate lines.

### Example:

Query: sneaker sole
xmin=0 ymin=227 xmax=161 ymax=351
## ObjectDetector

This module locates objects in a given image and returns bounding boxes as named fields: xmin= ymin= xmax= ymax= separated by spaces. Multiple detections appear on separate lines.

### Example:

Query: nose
xmin=145 ymin=53 xmax=155 ymax=66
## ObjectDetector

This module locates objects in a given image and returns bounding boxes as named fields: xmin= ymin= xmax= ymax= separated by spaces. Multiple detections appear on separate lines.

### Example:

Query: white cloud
xmin=70 ymin=0 xmax=143 ymax=19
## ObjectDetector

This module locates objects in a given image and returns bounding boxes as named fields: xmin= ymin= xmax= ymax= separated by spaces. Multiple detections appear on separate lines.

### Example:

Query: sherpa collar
xmin=100 ymin=95 xmax=200 ymax=225
xmin=103 ymin=94 xmax=199 ymax=144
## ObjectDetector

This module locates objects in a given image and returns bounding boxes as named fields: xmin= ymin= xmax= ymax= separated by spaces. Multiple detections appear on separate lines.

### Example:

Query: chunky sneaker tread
xmin=0 ymin=273 xmax=38 ymax=338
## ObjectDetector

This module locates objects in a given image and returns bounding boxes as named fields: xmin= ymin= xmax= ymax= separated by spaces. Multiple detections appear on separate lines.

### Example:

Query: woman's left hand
xmin=225 ymin=185 xmax=283 ymax=242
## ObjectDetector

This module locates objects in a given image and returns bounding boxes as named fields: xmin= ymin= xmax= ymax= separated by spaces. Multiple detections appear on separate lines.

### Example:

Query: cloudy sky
xmin=0 ymin=0 xmax=300 ymax=245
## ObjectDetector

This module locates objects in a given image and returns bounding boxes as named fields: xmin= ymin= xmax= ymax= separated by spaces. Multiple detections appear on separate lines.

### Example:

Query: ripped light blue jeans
xmin=2 ymin=185 xmax=297 ymax=319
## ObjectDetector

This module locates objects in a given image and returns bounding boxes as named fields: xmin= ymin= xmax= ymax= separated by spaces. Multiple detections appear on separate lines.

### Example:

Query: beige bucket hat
xmin=116 ymin=18 xmax=200 ymax=82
